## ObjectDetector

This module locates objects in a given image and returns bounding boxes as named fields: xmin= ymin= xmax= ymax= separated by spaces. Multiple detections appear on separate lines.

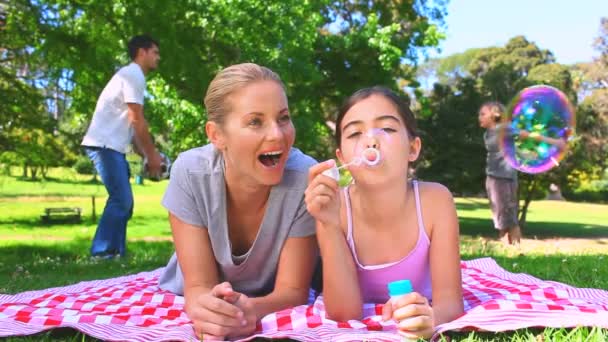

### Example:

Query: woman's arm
xmin=170 ymin=213 xmax=245 ymax=339
xmin=428 ymin=185 xmax=464 ymax=325
xmin=250 ymin=235 xmax=318 ymax=317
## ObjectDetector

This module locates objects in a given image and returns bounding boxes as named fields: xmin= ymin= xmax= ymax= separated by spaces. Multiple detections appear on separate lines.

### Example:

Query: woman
xmin=159 ymin=63 xmax=318 ymax=340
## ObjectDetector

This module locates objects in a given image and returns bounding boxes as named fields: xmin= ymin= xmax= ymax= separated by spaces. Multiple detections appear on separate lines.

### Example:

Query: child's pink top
xmin=345 ymin=180 xmax=432 ymax=303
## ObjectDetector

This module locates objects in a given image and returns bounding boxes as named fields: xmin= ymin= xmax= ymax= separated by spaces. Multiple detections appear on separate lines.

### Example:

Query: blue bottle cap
xmin=387 ymin=279 xmax=413 ymax=297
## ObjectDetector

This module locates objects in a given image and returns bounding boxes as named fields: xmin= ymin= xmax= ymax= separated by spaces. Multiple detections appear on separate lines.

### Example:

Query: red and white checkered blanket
xmin=1 ymin=257 xmax=607 ymax=341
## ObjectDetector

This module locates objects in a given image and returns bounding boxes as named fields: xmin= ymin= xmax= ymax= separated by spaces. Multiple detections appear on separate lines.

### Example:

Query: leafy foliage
xmin=1 ymin=0 xmax=448 ymax=162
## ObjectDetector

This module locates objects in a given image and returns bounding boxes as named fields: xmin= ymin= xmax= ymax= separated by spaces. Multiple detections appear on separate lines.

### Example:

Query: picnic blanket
xmin=1 ymin=257 xmax=607 ymax=342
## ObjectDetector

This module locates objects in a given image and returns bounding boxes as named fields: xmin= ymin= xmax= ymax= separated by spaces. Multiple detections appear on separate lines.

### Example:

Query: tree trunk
xmin=30 ymin=166 xmax=38 ymax=180
xmin=22 ymin=164 xmax=28 ymax=178
xmin=519 ymin=177 xmax=537 ymax=228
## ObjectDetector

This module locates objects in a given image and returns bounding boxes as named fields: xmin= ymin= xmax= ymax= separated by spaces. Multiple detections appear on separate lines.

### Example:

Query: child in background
xmin=478 ymin=102 xmax=522 ymax=244
xmin=305 ymin=87 xmax=463 ymax=339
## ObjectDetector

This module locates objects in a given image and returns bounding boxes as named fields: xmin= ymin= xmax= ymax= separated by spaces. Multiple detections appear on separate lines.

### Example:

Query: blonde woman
xmin=159 ymin=63 xmax=318 ymax=340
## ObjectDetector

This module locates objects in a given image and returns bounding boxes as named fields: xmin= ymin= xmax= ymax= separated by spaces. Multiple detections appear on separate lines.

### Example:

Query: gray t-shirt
xmin=158 ymin=144 xmax=317 ymax=296
xmin=484 ymin=124 xmax=517 ymax=180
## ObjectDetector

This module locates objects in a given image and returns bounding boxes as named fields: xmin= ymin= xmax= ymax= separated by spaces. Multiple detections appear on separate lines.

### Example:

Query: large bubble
xmin=500 ymin=85 xmax=575 ymax=174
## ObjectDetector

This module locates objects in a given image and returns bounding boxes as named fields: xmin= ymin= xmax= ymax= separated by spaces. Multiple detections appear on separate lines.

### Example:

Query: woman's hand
xmin=185 ymin=282 xmax=248 ymax=340
xmin=227 ymin=293 xmax=258 ymax=338
xmin=305 ymin=160 xmax=341 ymax=228
xmin=382 ymin=292 xmax=435 ymax=339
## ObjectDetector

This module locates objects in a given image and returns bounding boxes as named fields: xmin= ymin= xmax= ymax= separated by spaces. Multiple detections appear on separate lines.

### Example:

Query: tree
xmin=416 ymin=47 xmax=484 ymax=87
xmin=416 ymin=78 xmax=485 ymax=195
xmin=417 ymin=36 xmax=587 ymax=227
xmin=572 ymin=18 xmax=608 ymax=175
xmin=0 ymin=128 xmax=75 ymax=179
xmin=3 ymin=0 xmax=448 ymax=162
xmin=0 ymin=1 xmax=47 ymax=147
xmin=0 ymin=0 xmax=74 ymax=175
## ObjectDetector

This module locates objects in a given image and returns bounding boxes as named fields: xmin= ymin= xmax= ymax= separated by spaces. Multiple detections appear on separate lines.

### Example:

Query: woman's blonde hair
xmin=204 ymin=63 xmax=285 ymax=125
xmin=481 ymin=101 xmax=505 ymax=122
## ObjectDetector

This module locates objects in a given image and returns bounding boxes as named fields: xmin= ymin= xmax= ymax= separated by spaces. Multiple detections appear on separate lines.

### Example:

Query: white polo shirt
xmin=81 ymin=62 xmax=145 ymax=154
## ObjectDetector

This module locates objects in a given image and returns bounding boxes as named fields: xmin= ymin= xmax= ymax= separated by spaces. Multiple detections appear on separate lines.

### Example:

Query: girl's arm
xmin=519 ymin=130 xmax=567 ymax=149
xmin=305 ymin=161 xmax=363 ymax=321
xmin=317 ymin=219 xmax=363 ymax=320
xmin=387 ymin=183 xmax=463 ymax=339
xmin=428 ymin=184 xmax=464 ymax=325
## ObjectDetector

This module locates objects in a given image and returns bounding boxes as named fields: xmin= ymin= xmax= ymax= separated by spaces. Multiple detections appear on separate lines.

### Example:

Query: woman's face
xmin=337 ymin=94 xmax=420 ymax=185
xmin=212 ymin=80 xmax=295 ymax=186
xmin=478 ymin=106 xmax=497 ymax=129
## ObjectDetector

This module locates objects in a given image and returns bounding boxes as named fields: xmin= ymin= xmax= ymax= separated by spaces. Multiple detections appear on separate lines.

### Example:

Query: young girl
xmin=478 ymin=101 xmax=566 ymax=244
xmin=305 ymin=87 xmax=463 ymax=339
xmin=478 ymin=102 xmax=522 ymax=244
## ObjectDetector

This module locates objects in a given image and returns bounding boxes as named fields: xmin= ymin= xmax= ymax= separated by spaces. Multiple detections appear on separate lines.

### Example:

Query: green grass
xmin=456 ymin=197 xmax=608 ymax=239
xmin=1 ymin=168 xmax=608 ymax=341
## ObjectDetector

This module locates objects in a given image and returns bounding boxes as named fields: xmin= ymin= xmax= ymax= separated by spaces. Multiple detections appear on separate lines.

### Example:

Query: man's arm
xmin=127 ymin=103 xmax=162 ymax=177
xmin=131 ymin=137 xmax=144 ymax=158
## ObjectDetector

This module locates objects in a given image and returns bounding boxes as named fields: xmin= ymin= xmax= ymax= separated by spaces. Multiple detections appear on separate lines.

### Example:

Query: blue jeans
xmin=85 ymin=147 xmax=133 ymax=257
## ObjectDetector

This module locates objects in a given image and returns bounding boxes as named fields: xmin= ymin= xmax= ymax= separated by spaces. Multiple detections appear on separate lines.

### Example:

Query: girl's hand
xmin=305 ymin=160 xmax=341 ymax=228
xmin=382 ymin=292 xmax=435 ymax=339
xmin=186 ymin=282 xmax=247 ymax=340
xmin=518 ymin=129 xmax=530 ymax=139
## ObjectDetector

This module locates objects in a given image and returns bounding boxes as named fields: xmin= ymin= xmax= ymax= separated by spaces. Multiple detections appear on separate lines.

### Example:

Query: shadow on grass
xmin=10 ymin=175 xmax=100 ymax=185
xmin=0 ymin=217 xmax=171 ymax=234
xmin=0 ymin=217 xmax=95 ymax=226
xmin=460 ymin=216 xmax=608 ymax=239
xmin=455 ymin=199 xmax=489 ymax=211
xmin=0 ymin=239 xmax=175 ymax=294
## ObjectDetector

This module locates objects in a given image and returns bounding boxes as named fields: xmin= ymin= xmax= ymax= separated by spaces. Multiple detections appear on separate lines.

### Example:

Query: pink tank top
xmin=345 ymin=180 xmax=432 ymax=303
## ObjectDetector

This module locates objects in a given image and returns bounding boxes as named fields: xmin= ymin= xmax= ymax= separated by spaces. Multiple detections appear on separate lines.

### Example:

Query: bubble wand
xmin=322 ymin=147 xmax=381 ymax=181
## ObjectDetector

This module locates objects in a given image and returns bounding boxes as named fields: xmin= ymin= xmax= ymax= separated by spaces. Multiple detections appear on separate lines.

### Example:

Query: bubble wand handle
xmin=321 ymin=147 xmax=380 ymax=181
xmin=336 ymin=157 xmax=363 ymax=170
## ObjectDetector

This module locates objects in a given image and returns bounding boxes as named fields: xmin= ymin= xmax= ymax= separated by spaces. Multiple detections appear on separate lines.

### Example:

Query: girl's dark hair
xmin=127 ymin=35 xmax=159 ymax=60
xmin=335 ymin=86 xmax=418 ymax=146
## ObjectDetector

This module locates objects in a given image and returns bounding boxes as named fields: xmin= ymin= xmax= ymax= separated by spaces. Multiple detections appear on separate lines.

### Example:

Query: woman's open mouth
xmin=258 ymin=151 xmax=283 ymax=168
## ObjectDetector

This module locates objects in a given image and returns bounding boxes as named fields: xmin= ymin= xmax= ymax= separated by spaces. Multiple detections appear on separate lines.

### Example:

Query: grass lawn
xmin=1 ymin=168 xmax=607 ymax=341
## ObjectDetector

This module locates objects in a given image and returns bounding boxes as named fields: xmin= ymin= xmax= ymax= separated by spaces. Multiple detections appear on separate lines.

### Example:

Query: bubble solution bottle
xmin=388 ymin=279 xmax=412 ymax=300
xmin=387 ymin=280 xmax=417 ymax=342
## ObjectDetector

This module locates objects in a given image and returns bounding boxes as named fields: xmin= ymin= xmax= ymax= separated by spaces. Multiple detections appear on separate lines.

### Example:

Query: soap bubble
xmin=500 ymin=85 xmax=575 ymax=174
xmin=350 ymin=128 xmax=390 ymax=168
xmin=321 ymin=128 xmax=389 ymax=181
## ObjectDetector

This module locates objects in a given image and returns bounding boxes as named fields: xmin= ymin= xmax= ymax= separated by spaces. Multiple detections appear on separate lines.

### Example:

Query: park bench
xmin=41 ymin=207 xmax=82 ymax=224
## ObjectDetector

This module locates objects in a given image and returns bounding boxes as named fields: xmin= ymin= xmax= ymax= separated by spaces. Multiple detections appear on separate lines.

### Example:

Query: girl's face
xmin=208 ymin=80 xmax=295 ymax=186
xmin=478 ymin=106 xmax=498 ymax=129
xmin=337 ymin=94 xmax=421 ymax=185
